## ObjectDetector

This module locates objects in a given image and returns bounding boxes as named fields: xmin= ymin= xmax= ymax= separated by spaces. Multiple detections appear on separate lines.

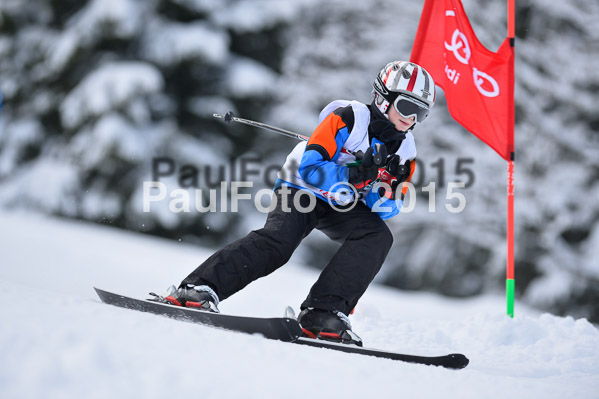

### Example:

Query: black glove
xmin=348 ymin=143 xmax=387 ymax=190
xmin=376 ymin=155 xmax=412 ymax=200
xmin=387 ymin=155 xmax=412 ymax=182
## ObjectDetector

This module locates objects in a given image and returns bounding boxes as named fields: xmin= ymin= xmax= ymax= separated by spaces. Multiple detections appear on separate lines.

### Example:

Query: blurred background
xmin=0 ymin=0 xmax=597 ymax=322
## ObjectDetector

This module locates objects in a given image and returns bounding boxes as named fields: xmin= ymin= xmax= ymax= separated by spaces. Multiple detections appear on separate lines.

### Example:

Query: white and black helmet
xmin=373 ymin=61 xmax=436 ymax=123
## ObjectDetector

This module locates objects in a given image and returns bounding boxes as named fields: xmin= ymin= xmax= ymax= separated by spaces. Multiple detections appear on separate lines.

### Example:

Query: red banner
xmin=411 ymin=0 xmax=514 ymax=161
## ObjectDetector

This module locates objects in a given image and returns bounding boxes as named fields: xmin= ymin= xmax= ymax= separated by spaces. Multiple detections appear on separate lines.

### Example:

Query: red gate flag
xmin=411 ymin=0 xmax=514 ymax=161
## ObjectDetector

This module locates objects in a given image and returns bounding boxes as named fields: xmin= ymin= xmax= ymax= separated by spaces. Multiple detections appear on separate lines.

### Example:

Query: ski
xmin=94 ymin=288 xmax=302 ymax=342
xmin=283 ymin=306 xmax=468 ymax=369
xmin=95 ymin=288 xmax=468 ymax=369
xmin=292 ymin=337 xmax=469 ymax=369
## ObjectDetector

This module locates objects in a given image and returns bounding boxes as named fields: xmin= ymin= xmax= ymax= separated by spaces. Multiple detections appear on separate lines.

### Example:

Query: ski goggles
xmin=393 ymin=94 xmax=430 ymax=123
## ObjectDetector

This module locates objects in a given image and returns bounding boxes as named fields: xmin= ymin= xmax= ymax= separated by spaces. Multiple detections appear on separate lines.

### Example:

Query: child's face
xmin=387 ymin=105 xmax=416 ymax=132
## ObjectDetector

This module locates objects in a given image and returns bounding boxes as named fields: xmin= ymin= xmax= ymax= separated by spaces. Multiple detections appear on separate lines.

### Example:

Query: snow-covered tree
xmin=0 ymin=0 xmax=299 ymax=244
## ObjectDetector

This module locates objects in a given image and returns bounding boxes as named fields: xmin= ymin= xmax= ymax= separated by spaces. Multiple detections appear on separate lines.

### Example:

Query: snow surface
xmin=1 ymin=212 xmax=598 ymax=399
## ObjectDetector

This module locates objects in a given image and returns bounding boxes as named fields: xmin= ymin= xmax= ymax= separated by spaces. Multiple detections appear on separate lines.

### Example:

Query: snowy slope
xmin=1 ymin=212 xmax=598 ymax=399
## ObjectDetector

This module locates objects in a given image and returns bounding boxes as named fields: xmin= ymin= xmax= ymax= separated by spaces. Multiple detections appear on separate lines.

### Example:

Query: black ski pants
xmin=180 ymin=187 xmax=393 ymax=315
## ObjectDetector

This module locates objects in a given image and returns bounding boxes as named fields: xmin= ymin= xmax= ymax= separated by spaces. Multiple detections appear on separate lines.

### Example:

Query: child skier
xmin=164 ymin=61 xmax=436 ymax=346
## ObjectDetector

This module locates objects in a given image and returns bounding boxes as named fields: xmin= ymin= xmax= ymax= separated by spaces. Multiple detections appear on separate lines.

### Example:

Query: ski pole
xmin=213 ymin=111 xmax=365 ymax=159
xmin=213 ymin=111 xmax=310 ymax=142
xmin=213 ymin=111 xmax=400 ymax=170
xmin=213 ymin=111 xmax=407 ymax=196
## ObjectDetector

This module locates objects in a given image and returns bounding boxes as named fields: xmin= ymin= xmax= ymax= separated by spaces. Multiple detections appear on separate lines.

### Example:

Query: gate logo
xmin=444 ymin=27 xmax=501 ymax=98
xmin=444 ymin=29 xmax=471 ymax=65
xmin=473 ymin=68 xmax=500 ymax=98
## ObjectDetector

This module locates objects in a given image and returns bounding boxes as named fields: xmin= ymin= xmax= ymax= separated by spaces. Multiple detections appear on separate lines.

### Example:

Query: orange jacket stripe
xmin=306 ymin=112 xmax=348 ymax=161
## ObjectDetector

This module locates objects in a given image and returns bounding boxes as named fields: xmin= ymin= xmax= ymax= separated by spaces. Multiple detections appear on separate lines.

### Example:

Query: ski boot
xmin=298 ymin=308 xmax=363 ymax=346
xmin=163 ymin=284 xmax=220 ymax=313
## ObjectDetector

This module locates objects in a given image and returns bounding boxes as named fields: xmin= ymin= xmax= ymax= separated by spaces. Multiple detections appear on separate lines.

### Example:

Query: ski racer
xmin=164 ymin=61 xmax=436 ymax=346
